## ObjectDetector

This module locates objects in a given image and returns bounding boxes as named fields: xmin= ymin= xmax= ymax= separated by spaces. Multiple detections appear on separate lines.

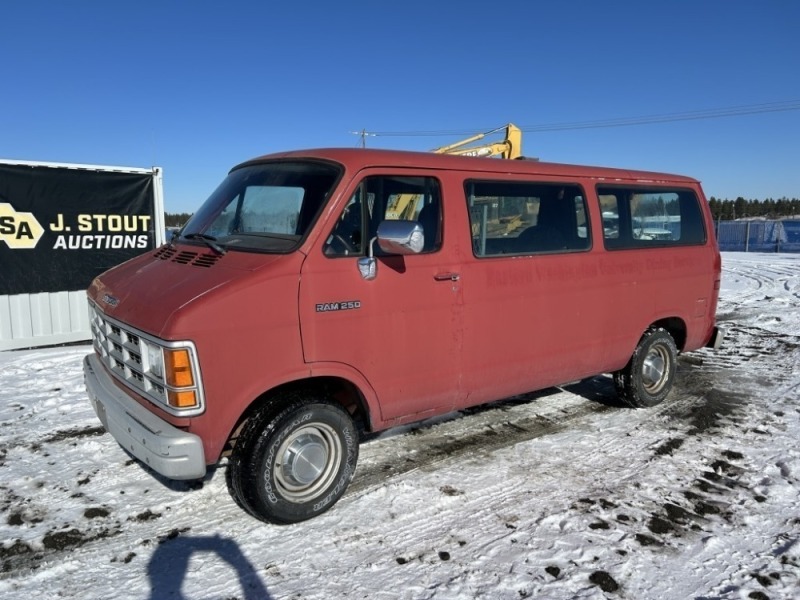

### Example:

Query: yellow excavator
xmin=432 ymin=123 xmax=523 ymax=159
xmin=386 ymin=123 xmax=524 ymax=219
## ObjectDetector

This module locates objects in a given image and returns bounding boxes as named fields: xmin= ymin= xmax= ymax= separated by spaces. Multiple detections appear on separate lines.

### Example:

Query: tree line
xmin=708 ymin=197 xmax=800 ymax=221
xmin=164 ymin=212 xmax=193 ymax=227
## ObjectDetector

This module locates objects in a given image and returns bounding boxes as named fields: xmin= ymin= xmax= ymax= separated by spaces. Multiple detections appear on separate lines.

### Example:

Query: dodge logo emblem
xmin=102 ymin=293 xmax=119 ymax=307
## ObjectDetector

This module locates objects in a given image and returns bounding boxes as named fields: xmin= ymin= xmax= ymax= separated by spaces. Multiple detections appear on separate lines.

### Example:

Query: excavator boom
xmin=387 ymin=123 xmax=524 ymax=219
xmin=432 ymin=123 xmax=522 ymax=159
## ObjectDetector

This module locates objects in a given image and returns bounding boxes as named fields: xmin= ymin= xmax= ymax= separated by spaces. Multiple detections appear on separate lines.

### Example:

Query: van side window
xmin=325 ymin=175 xmax=442 ymax=256
xmin=465 ymin=180 xmax=590 ymax=257
xmin=597 ymin=186 xmax=706 ymax=250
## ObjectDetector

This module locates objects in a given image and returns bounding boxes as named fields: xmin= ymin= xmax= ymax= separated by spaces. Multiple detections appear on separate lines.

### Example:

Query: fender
xmin=212 ymin=361 xmax=383 ymax=463
xmin=307 ymin=360 xmax=382 ymax=429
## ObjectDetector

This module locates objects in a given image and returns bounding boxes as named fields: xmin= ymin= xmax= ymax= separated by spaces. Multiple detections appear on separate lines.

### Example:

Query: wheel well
xmin=651 ymin=317 xmax=687 ymax=351
xmin=223 ymin=377 xmax=371 ymax=456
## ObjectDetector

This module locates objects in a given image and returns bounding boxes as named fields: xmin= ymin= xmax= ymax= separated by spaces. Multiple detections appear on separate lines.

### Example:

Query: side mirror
xmin=376 ymin=220 xmax=425 ymax=255
xmin=357 ymin=220 xmax=424 ymax=280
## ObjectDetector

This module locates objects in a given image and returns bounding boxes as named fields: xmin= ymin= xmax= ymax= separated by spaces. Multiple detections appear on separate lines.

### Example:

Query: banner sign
xmin=0 ymin=164 xmax=157 ymax=295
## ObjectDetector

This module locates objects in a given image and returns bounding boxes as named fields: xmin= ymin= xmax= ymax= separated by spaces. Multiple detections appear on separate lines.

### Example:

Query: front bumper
xmin=84 ymin=354 xmax=206 ymax=480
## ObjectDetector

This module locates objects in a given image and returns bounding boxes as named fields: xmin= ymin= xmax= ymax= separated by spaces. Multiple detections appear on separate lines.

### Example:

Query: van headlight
xmin=144 ymin=341 xmax=201 ymax=410
xmin=146 ymin=342 xmax=164 ymax=379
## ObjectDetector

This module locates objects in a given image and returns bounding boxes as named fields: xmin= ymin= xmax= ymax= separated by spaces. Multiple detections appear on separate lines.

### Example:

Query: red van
xmin=84 ymin=149 xmax=722 ymax=523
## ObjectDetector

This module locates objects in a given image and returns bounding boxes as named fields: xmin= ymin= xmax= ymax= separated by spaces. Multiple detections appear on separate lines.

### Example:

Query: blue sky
xmin=2 ymin=1 xmax=799 ymax=213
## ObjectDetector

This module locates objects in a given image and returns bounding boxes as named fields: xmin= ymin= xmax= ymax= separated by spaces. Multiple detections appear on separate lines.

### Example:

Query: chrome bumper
xmin=84 ymin=354 xmax=206 ymax=480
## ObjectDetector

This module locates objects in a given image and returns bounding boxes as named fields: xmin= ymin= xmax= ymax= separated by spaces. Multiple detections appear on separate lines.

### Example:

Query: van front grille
xmin=87 ymin=302 xmax=205 ymax=416
xmin=89 ymin=305 xmax=169 ymax=407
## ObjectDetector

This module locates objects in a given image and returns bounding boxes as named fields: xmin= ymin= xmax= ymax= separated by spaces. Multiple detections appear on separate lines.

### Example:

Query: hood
xmin=88 ymin=244 xmax=291 ymax=338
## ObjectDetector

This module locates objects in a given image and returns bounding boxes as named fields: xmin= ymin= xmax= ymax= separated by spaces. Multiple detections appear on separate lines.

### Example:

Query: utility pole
xmin=350 ymin=129 xmax=375 ymax=148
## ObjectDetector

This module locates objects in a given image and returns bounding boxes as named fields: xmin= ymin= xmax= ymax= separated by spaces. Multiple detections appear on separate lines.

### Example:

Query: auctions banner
xmin=0 ymin=164 xmax=156 ymax=295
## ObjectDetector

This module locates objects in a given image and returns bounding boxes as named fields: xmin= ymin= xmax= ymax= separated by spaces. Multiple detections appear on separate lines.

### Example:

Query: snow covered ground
xmin=1 ymin=252 xmax=798 ymax=600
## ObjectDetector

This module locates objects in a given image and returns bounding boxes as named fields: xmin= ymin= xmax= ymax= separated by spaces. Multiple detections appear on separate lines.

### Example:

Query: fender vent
xmin=153 ymin=246 xmax=220 ymax=267
xmin=174 ymin=251 xmax=199 ymax=264
xmin=192 ymin=254 xmax=219 ymax=268
xmin=153 ymin=246 xmax=176 ymax=260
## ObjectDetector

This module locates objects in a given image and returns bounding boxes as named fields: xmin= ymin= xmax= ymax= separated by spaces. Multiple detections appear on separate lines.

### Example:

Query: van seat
xmin=514 ymin=226 xmax=565 ymax=253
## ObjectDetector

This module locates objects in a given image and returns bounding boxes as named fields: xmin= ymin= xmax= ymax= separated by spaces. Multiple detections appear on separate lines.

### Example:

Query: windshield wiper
xmin=184 ymin=233 xmax=227 ymax=255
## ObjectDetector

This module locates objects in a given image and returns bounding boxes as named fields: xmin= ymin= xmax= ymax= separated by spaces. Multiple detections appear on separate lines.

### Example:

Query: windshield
xmin=180 ymin=160 xmax=341 ymax=253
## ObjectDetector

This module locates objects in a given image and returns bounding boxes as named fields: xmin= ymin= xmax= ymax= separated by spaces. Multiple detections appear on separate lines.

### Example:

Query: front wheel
xmin=227 ymin=395 xmax=359 ymax=524
xmin=614 ymin=328 xmax=678 ymax=408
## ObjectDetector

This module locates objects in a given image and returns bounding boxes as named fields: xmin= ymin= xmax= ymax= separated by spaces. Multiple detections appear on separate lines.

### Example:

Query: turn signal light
xmin=165 ymin=349 xmax=194 ymax=388
xmin=168 ymin=390 xmax=198 ymax=409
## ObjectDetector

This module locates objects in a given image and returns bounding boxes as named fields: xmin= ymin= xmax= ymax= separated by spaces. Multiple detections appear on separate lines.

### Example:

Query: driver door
xmin=298 ymin=172 xmax=464 ymax=423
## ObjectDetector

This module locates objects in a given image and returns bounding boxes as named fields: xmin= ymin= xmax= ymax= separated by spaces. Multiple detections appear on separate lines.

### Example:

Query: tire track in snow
xmin=329 ymin=373 xmax=731 ymax=599
xmin=347 ymin=386 xmax=618 ymax=498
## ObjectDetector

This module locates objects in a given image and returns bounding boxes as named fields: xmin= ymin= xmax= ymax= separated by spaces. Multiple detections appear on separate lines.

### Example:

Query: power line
xmin=521 ymin=100 xmax=800 ymax=133
xmin=363 ymin=100 xmax=800 ymax=138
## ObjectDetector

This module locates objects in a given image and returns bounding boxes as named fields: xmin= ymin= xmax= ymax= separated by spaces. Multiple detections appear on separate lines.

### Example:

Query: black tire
xmin=614 ymin=328 xmax=678 ymax=408
xmin=226 ymin=394 xmax=359 ymax=524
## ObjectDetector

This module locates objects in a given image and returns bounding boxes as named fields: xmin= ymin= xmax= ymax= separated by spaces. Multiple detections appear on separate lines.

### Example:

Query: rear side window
xmin=465 ymin=180 xmax=590 ymax=257
xmin=597 ymin=186 xmax=706 ymax=250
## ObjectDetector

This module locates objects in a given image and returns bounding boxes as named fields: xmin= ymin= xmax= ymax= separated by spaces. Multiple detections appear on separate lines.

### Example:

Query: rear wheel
xmin=614 ymin=328 xmax=678 ymax=408
xmin=227 ymin=394 xmax=359 ymax=524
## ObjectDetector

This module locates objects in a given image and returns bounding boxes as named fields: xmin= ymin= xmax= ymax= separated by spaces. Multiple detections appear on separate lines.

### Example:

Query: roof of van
xmin=236 ymin=148 xmax=700 ymax=185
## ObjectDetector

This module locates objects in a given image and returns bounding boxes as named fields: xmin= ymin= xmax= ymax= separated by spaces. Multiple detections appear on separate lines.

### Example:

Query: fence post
xmin=745 ymin=221 xmax=750 ymax=252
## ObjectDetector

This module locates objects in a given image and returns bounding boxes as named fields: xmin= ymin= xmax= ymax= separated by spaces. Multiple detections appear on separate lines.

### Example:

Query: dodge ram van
xmin=84 ymin=148 xmax=722 ymax=523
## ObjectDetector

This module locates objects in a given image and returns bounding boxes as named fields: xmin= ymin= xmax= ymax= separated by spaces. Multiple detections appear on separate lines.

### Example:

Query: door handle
xmin=434 ymin=272 xmax=460 ymax=282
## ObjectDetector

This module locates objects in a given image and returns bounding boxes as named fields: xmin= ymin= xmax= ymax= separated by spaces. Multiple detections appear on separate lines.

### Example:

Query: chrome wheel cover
xmin=274 ymin=423 xmax=342 ymax=503
xmin=642 ymin=344 xmax=670 ymax=394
